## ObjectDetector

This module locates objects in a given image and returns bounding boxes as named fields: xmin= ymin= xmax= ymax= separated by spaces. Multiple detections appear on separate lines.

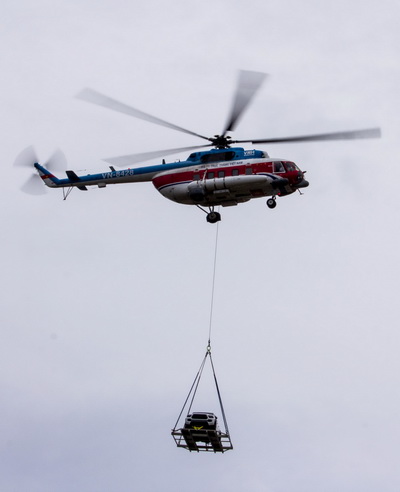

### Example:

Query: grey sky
xmin=2 ymin=0 xmax=400 ymax=491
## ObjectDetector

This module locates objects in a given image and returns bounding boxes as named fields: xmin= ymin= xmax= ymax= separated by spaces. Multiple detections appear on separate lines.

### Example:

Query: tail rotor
xmin=14 ymin=146 xmax=67 ymax=194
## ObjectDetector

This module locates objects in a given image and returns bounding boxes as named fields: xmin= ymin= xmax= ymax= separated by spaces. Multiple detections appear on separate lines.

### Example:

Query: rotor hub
xmin=209 ymin=135 xmax=232 ymax=149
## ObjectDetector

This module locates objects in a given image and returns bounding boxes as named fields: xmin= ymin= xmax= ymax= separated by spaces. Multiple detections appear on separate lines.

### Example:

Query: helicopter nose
xmin=293 ymin=170 xmax=303 ymax=184
xmin=293 ymin=169 xmax=309 ymax=188
xmin=297 ymin=178 xmax=309 ymax=188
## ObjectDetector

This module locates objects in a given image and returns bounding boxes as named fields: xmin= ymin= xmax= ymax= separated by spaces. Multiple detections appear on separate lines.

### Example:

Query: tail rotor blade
xmin=14 ymin=146 xmax=39 ymax=168
xmin=45 ymin=148 xmax=68 ymax=172
xmin=20 ymin=174 xmax=46 ymax=195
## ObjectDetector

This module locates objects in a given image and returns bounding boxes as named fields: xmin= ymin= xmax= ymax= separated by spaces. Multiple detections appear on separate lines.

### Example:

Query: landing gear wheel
xmin=266 ymin=198 xmax=277 ymax=209
xmin=206 ymin=211 xmax=221 ymax=224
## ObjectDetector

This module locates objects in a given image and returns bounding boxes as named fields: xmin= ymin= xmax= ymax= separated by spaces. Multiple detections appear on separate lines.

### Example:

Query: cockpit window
xmin=284 ymin=162 xmax=297 ymax=171
xmin=274 ymin=161 xmax=285 ymax=172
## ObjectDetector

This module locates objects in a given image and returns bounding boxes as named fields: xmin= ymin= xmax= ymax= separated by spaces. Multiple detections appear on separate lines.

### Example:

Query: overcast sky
xmin=2 ymin=0 xmax=400 ymax=491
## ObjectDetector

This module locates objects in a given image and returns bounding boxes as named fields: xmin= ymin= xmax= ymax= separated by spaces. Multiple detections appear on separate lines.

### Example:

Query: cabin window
xmin=200 ymin=151 xmax=235 ymax=164
xmin=245 ymin=167 xmax=252 ymax=175
xmin=223 ymin=151 xmax=235 ymax=161
xmin=208 ymin=172 xmax=215 ymax=179
xmin=193 ymin=173 xmax=200 ymax=180
xmin=232 ymin=169 xmax=239 ymax=176
xmin=218 ymin=171 xmax=225 ymax=178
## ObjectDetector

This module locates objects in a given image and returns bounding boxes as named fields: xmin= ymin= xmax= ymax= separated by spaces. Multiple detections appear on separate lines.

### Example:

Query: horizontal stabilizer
xmin=66 ymin=170 xmax=80 ymax=182
xmin=66 ymin=170 xmax=88 ymax=191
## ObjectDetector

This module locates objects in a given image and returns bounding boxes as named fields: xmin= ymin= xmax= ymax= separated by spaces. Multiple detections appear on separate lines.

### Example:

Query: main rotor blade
xmin=76 ymin=88 xmax=210 ymax=141
xmin=234 ymin=127 xmax=382 ymax=145
xmin=223 ymin=70 xmax=268 ymax=136
xmin=104 ymin=144 xmax=213 ymax=167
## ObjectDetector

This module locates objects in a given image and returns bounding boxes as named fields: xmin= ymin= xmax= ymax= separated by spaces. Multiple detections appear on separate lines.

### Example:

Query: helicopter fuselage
xmin=153 ymin=150 xmax=308 ymax=207
xmin=34 ymin=147 xmax=309 ymax=209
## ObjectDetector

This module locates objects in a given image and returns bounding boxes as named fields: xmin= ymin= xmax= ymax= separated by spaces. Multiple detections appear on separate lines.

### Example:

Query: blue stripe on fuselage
xmin=34 ymin=160 xmax=195 ymax=186
xmin=98 ymin=161 xmax=194 ymax=181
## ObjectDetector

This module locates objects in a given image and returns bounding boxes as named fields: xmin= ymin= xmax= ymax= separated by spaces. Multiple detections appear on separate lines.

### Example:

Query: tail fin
xmin=34 ymin=163 xmax=61 ymax=188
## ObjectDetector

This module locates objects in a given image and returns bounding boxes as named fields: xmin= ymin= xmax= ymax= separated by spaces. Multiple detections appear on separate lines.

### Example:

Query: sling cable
xmin=171 ymin=223 xmax=233 ymax=453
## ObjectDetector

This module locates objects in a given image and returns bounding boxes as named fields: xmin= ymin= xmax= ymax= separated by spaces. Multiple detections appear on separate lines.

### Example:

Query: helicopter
xmin=17 ymin=70 xmax=381 ymax=223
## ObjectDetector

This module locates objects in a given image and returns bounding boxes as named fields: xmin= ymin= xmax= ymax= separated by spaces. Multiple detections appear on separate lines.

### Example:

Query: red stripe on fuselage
xmin=152 ymin=161 xmax=277 ymax=189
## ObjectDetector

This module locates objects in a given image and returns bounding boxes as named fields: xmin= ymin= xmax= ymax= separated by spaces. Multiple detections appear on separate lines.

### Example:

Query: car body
xmin=184 ymin=412 xmax=219 ymax=431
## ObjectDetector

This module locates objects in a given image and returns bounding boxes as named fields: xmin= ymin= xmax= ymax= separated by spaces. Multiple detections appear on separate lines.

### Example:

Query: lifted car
xmin=184 ymin=412 xmax=218 ymax=431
